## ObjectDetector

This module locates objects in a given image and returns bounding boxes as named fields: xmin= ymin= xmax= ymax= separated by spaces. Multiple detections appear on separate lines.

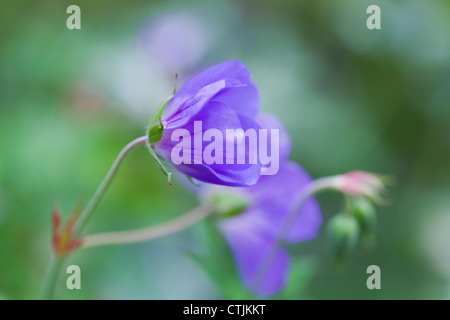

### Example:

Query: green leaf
xmin=275 ymin=257 xmax=316 ymax=300
xmin=186 ymin=221 xmax=250 ymax=299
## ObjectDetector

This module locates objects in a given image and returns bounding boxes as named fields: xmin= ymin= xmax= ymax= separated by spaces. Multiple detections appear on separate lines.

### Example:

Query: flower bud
xmin=328 ymin=213 xmax=359 ymax=269
xmin=52 ymin=204 xmax=84 ymax=256
xmin=352 ymin=197 xmax=376 ymax=247
xmin=336 ymin=171 xmax=389 ymax=202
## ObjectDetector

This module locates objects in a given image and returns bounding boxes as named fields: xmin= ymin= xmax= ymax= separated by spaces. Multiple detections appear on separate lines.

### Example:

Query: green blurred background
xmin=1 ymin=0 xmax=450 ymax=299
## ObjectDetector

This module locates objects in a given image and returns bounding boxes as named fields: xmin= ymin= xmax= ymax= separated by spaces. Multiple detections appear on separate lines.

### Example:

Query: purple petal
xmin=243 ymin=161 xmax=322 ymax=242
xmin=164 ymin=60 xmax=259 ymax=120
xmin=164 ymin=78 xmax=247 ymax=129
xmin=219 ymin=210 xmax=290 ymax=297
xmin=255 ymin=113 xmax=292 ymax=162
xmin=155 ymin=101 xmax=241 ymax=158
xmin=210 ymin=80 xmax=259 ymax=118
xmin=154 ymin=102 xmax=262 ymax=186
xmin=172 ymin=160 xmax=261 ymax=186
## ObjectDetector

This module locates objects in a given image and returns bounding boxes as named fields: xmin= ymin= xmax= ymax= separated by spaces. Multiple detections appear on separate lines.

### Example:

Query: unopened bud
xmin=352 ymin=197 xmax=376 ymax=247
xmin=328 ymin=213 xmax=359 ymax=269
xmin=337 ymin=171 xmax=389 ymax=202
xmin=51 ymin=204 xmax=84 ymax=256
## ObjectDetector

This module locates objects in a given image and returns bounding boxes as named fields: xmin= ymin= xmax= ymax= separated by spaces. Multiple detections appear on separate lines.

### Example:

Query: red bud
xmin=51 ymin=203 xmax=83 ymax=256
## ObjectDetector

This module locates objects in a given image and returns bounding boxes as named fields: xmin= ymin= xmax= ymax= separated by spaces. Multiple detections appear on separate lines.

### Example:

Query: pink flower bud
xmin=337 ymin=171 xmax=388 ymax=200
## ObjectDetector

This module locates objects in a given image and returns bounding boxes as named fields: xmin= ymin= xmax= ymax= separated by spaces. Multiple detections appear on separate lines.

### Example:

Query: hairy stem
xmin=81 ymin=204 xmax=211 ymax=249
xmin=74 ymin=135 xmax=148 ymax=235
xmin=43 ymin=135 xmax=147 ymax=300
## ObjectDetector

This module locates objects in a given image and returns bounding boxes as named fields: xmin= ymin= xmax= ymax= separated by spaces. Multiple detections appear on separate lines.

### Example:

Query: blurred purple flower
xmin=153 ymin=60 xmax=262 ymax=186
xmin=140 ymin=12 xmax=211 ymax=72
xmin=217 ymin=161 xmax=322 ymax=296
xmin=255 ymin=112 xmax=292 ymax=169
xmin=191 ymin=114 xmax=322 ymax=297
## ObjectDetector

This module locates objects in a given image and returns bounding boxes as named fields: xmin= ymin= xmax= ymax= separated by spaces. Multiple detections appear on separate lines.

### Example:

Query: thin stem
xmin=344 ymin=194 xmax=353 ymax=216
xmin=43 ymin=136 xmax=147 ymax=300
xmin=41 ymin=256 xmax=65 ymax=300
xmin=81 ymin=204 xmax=212 ymax=249
xmin=74 ymin=136 xmax=148 ymax=236
xmin=252 ymin=176 xmax=338 ymax=290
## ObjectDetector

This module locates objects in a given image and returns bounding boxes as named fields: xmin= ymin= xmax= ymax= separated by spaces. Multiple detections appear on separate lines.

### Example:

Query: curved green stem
xmin=42 ymin=135 xmax=147 ymax=300
xmin=42 ymin=256 xmax=65 ymax=300
xmin=74 ymin=135 xmax=148 ymax=235
xmin=42 ymin=204 xmax=211 ymax=299
xmin=81 ymin=204 xmax=212 ymax=249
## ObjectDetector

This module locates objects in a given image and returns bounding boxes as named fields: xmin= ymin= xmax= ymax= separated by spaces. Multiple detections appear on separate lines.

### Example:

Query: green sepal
xmin=212 ymin=193 xmax=250 ymax=218
xmin=146 ymin=145 xmax=173 ymax=185
xmin=150 ymin=94 xmax=173 ymax=125
xmin=185 ymin=175 xmax=200 ymax=187
xmin=148 ymin=122 xmax=164 ymax=144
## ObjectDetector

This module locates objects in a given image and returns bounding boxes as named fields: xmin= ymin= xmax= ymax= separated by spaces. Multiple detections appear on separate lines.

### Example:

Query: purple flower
xmin=152 ymin=60 xmax=262 ymax=186
xmin=217 ymin=161 xmax=322 ymax=296
xmin=195 ymin=114 xmax=322 ymax=297
xmin=139 ymin=11 xmax=211 ymax=72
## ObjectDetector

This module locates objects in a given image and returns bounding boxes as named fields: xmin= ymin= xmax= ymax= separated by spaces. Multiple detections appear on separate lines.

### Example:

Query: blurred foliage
xmin=1 ymin=0 xmax=450 ymax=299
